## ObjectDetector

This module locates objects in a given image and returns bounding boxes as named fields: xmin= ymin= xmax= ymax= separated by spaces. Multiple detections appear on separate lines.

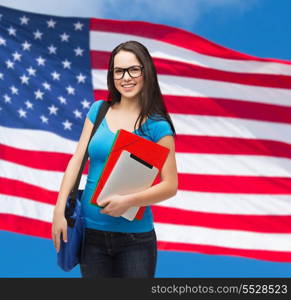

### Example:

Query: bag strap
xmin=70 ymin=100 xmax=110 ymax=202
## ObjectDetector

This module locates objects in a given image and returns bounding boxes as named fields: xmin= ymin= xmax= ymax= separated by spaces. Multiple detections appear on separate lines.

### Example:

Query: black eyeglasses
xmin=112 ymin=65 xmax=144 ymax=80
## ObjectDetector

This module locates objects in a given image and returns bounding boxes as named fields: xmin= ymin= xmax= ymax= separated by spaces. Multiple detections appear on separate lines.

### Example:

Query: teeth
xmin=122 ymin=84 xmax=135 ymax=87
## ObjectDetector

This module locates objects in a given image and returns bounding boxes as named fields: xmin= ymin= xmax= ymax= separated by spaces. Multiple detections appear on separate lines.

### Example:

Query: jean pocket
xmin=127 ymin=229 xmax=156 ymax=242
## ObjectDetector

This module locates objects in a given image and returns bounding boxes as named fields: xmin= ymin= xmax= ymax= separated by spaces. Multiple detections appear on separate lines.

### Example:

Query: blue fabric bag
xmin=57 ymin=190 xmax=84 ymax=271
xmin=57 ymin=100 xmax=110 ymax=271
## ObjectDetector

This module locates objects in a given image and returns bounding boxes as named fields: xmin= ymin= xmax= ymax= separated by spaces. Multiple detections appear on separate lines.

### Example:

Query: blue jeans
xmin=80 ymin=228 xmax=157 ymax=278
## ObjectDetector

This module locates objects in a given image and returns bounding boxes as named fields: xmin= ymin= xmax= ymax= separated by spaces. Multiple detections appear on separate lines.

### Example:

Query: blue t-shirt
xmin=81 ymin=99 xmax=174 ymax=233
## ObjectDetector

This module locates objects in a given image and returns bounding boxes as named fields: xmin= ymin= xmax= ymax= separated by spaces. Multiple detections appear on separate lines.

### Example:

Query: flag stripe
xmin=3 ymin=151 xmax=291 ymax=182
xmin=91 ymin=50 xmax=291 ymax=89
xmin=2 ymin=196 xmax=291 ymax=253
xmin=152 ymin=206 xmax=291 ymax=233
xmin=0 ymin=214 xmax=51 ymax=239
xmin=157 ymin=241 xmax=291 ymax=262
xmin=92 ymin=70 xmax=291 ymax=107
xmin=158 ymin=191 xmax=291 ymax=215
xmin=154 ymin=223 xmax=291 ymax=252
xmin=178 ymin=174 xmax=291 ymax=194
xmin=0 ymin=178 xmax=57 ymax=205
xmin=89 ymin=20 xmax=291 ymax=67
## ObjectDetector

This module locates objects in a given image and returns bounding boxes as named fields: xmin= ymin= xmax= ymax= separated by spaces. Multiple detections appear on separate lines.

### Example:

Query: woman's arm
xmin=52 ymin=117 xmax=93 ymax=251
xmin=53 ymin=117 xmax=94 ymax=215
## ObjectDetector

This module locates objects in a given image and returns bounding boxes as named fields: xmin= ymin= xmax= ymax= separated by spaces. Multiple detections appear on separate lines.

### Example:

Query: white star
xmin=0 ymin=73 xmax=3 ymax=80
xmin=76 ymin=73 xmax=86 ymax=83
xmin=20 ymin=74 xmax=30 ymax=85
xmin=48 ymin=105 xmax=58 ymax=115
xmin=22 ymin=41 xmax=31 ymax=51
xmin=25 ymin=100 xmax=33 ymax=109
xmin=34 ymin=89 xmax=44 ymax=100
xmin=81 ymin=99 xmax=91 ymax=109
xmin=6 ymin=60 xmax=14 ymax=69
xmin=33 ymin=30 xmax=43 ymax=40
xmin=73 ymin=21 xmax=84 ymax=31
xmin=63 ymin=119 xmax=72 ymax=130
xmin=36 ymin=56 xmax=46 ymax=66
xmin=12 ymin=51 xmax=22 ymax=61
xmin=10 ymin=86 xmax=18 ymax=95
xmin=40 ymin=115 xmax=49 ymax=124
xmin=27 ymin=67 xmax=36 ymax=76
xmin=0 ymin=37 xmax=6 ymax=46
xmin=73 ymin=109 xmax=82 ymax=119
xmin=58 ymin=96 xmax=67 ymax=104
xmin=7 ymin=26 xmax=16 ymax=36
xmin=62 ymin=59 xmax=71 ymax=69
xmin=4 ymin=94 xmax=12 ymax=103
xmin=74 ymin=47 xmax=84 ymax=56
xmin=47 ymin=19 xmax=57 ymax=28
xmin=60 ymin=32 xmax=70 ymax=42
xmin=18 ymin=108 xmax=27 ymax=118
xmin=0 ymin=14 xmax=2 ymax=21
xmin=42 ymin=82 xmax=51 ymax=90
xmin=20 ymin=15 xmax=29 ymax=25
xmin=51 ymin=71 xmax=60 ymax=80
xmin=48 ymin=44 xmax=57 ymax=54
xmin=66 ymin=85 xmax=75 ymax=95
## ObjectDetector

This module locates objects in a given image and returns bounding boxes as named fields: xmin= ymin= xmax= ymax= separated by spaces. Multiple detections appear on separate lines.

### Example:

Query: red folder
xmin=90 ymin=129 xmax=170 ymax=220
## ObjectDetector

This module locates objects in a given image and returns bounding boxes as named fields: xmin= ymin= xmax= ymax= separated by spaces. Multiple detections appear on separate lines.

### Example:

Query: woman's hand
xmin=52 ymin=212 xmax=68 ymax=253
xmin=98 ymin=194 xmax=133 ymax=217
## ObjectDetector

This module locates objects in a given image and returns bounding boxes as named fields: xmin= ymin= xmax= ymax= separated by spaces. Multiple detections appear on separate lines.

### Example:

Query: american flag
xmin=1 ymin=5 xmax=291 ymax=263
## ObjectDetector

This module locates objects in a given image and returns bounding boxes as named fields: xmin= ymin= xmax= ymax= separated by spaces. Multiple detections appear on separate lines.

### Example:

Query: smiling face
xmin=113 ymin=50 xmax=144 ymax=102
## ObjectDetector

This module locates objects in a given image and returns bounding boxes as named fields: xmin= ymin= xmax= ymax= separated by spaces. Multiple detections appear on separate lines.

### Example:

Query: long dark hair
xmin=107 ymin=40 xmax=176 ymax=138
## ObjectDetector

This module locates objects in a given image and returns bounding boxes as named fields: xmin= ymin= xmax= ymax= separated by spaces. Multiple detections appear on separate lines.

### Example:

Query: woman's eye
xmin=114 ymin=69 xmax=123 ymax=74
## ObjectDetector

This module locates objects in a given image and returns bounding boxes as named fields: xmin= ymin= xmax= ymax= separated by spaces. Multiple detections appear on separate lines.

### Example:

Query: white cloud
xmin=0 ymin=0 xmax=260 ymax=29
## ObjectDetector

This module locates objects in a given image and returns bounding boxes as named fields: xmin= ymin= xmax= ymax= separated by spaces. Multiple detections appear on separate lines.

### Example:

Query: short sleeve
xmin=153 ymin=119 xmax=174 ymax=143
xmin=86 ymin=100 xmax=104 ymax=124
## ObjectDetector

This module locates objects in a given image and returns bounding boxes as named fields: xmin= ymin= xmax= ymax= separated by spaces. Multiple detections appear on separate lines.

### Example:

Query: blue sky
xmin=1 ymin=0 xmax=291 ymax=277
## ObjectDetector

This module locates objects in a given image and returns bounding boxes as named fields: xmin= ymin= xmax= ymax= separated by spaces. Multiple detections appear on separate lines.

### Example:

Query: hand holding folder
xmin=90 ymin=129 xmax=170 ymax=221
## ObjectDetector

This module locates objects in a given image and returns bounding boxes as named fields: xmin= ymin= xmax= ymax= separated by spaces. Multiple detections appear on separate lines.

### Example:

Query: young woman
xmin=52 ymin=40 xmax=178 ymax=278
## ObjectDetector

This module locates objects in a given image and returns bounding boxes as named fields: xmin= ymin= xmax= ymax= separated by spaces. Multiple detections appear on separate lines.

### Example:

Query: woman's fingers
xmin=62 ymin=226 xmax=68 ymax=243
xmin=55 ymin=231 xmax=61 ymax=253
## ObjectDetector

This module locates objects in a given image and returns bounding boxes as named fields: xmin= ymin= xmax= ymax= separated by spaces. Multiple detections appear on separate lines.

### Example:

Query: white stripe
xmin=154 ymin=223 xmax=291 ymax=251
xmin=0 ymin=126 xmax=77 ymax=153
xmin=156 ymin=191 xmax=291 ymax=215
xmin=90 ymin=31 xmax=291 ymax=76
xmin=92 ymin=70 xmax=291 ymax=107
xmin=1 ymin=151 xmax=291 ymax=195
xmin=1 ymin=195 xmax=290 ymax=252
xmin=0 ymin=160 xmax=87 ymax=191
xmin=172 ymin=113 xmax=291 ymax=145
xmin=0 ymin=194 xmax=54 ymax=223
xmin=176 ymin=153 xmax=291 ymax=177
xmin=3 ymin=112 xmax=291 ymax=149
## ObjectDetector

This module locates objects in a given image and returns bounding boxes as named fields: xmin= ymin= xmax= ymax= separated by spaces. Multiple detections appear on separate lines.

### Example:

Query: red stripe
xmin=93 ymin=90 xmax=291 ymax=125
xmin=0 ymin=178 xmax=57 ymax=205
xmin=157 ymin=241 xmax=291 ymax=262
xmin=2 ymin=215 xmax=289 ymax=262
xmin=152 ymin=206 xmax=291 ymax=233
xmin=175 ymin=136 xmax=291 ymax=159
xmin=163 ymin=95 xmax=291 ymax=125
xmin=0 ymin=144 xmax=89 ymax=173
xmin=0 ymin=214 xmax=51 ymax=239
xmin=89 ymin=18 xmax=291 ymax=65
xmin=91 ymin=50 xmax=291 ymax=89
xmin=178 ymin=174 xmax=291 ymax=194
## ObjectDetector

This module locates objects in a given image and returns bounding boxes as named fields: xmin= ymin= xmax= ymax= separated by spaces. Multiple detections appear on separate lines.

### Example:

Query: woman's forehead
xmin=114 ymin=51 xmax=140 ymax=67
